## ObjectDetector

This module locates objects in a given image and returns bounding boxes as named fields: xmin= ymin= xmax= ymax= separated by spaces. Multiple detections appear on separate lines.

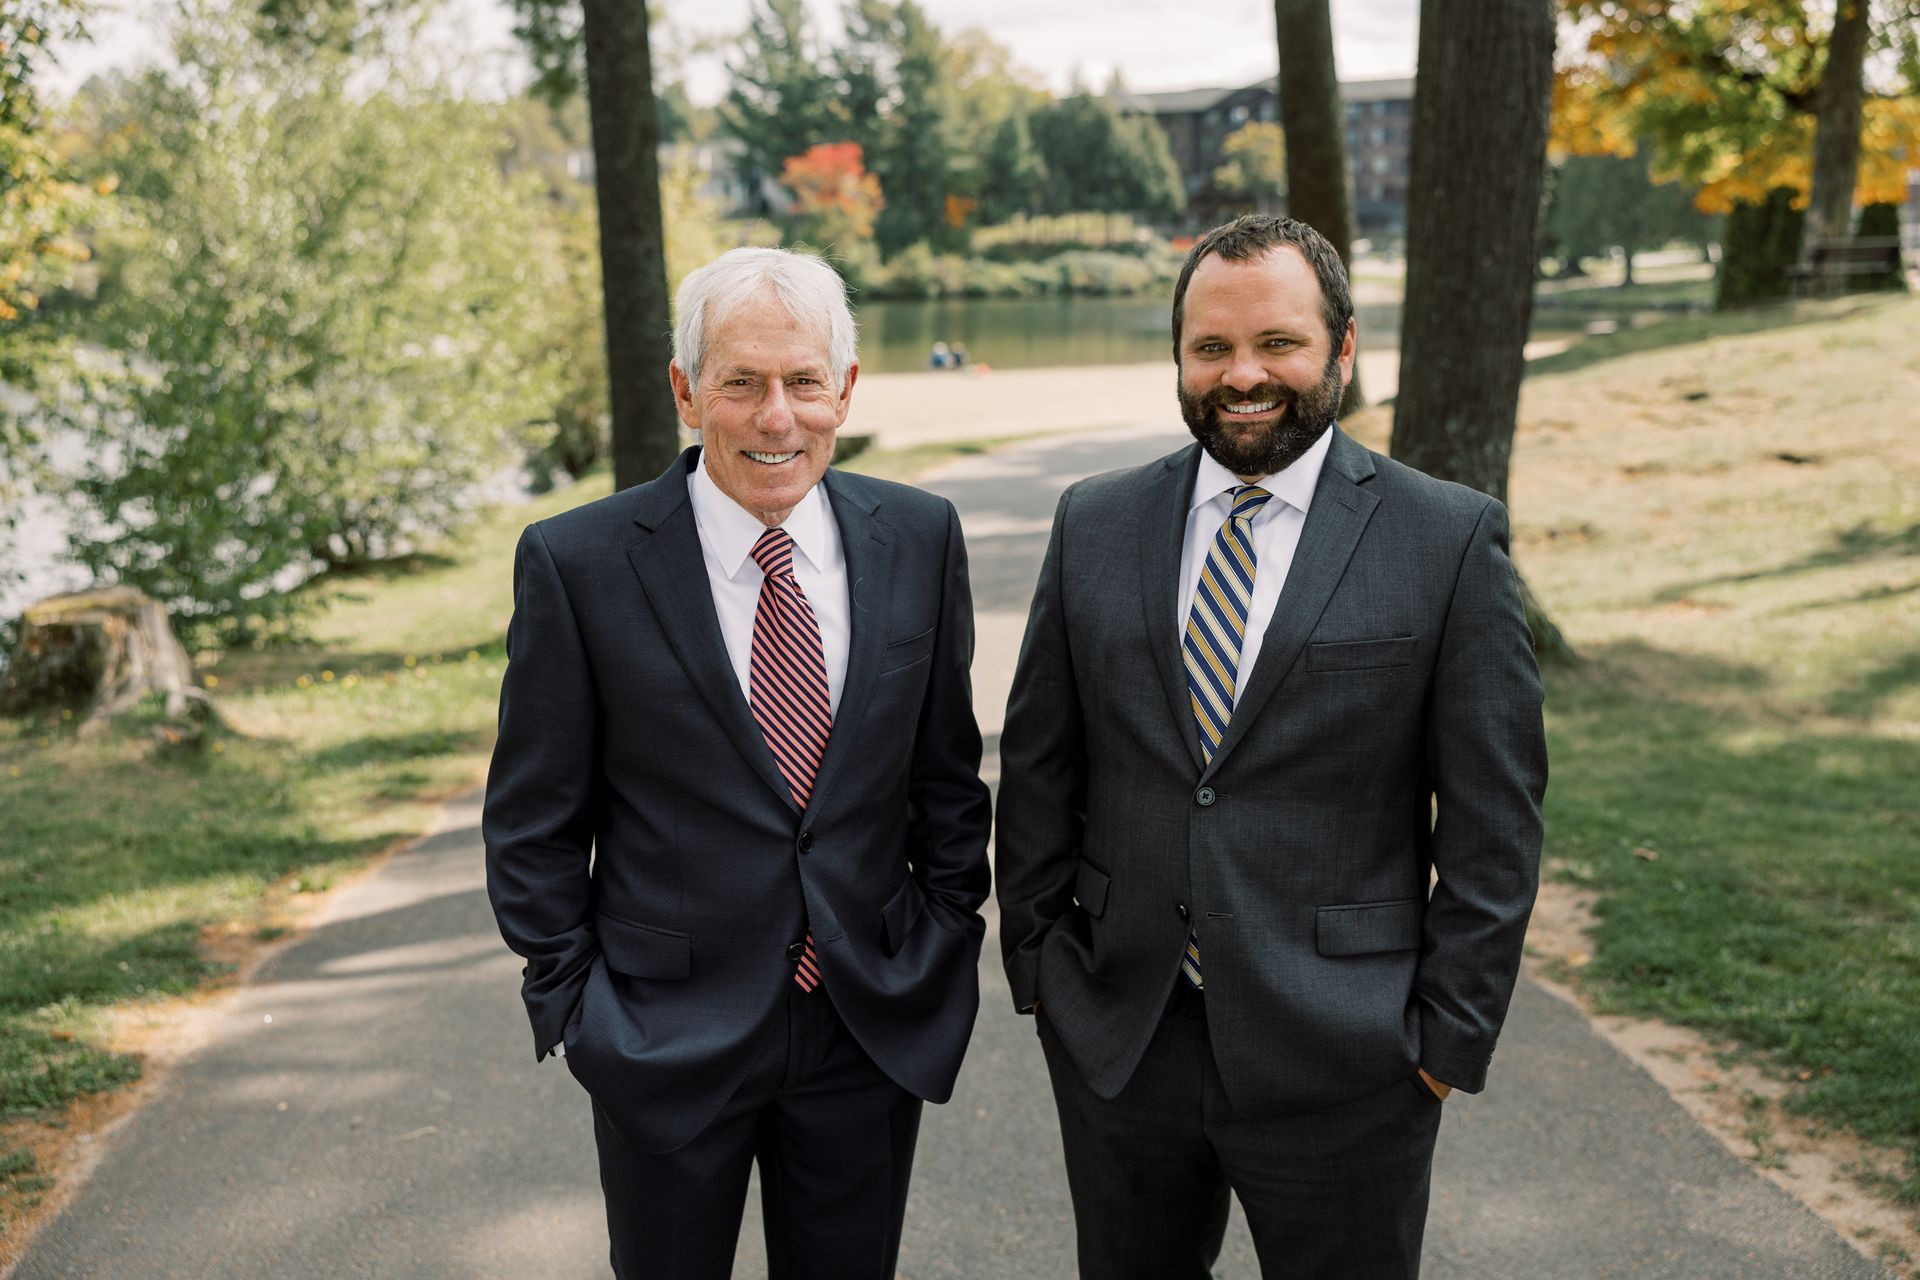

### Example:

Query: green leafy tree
xmin=49 ymin=2 xmax=561 ymax=642
xmin=720 ymin=0 xmax=842 ymax=198
xmin=1544 ymin=152 xmax=1709 ymax=282
xmin=1031 ymin=90 xmax=1186 ymax=224
xmin=865 ymin=1 xmax=963 ymax=255
xmin=1213 ymin=121 xmax=1288 ymax=209
xmin=980 ymin=108 xmax=1047 ymax=223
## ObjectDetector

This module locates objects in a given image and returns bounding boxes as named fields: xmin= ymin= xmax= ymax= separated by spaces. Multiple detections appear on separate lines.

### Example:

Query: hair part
xmin=1170 ymin=214 xmax=1354 ymax=362
xmin=673 ymin=247 xmax=857 ymax=391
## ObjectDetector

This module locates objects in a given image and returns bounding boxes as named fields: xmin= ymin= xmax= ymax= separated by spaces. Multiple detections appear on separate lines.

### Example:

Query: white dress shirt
xmin=689 ymin=456 xmax=851 ymax=717
xmin=1175 ymin=426 xmax=1333 ymax=696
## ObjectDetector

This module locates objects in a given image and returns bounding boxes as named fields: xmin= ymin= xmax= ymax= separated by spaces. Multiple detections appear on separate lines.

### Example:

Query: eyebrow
xmin=722 ymin=363 xmax=827 ymax=379
xmin=1187 ymin=327 xmax=1306 ymax=345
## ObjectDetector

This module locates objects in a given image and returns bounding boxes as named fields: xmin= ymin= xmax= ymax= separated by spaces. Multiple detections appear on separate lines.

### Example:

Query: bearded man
xmin=994 ymin=214 xmax=1548 ymax=1280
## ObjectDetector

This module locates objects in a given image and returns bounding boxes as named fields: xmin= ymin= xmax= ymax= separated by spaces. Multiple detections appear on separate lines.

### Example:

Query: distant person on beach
xmin=486 ymin=246 xmax=991 ymax=1279
xmin=928 ymin=340 xmax=952 ymax=369
xmin=995 ymin=214 xmax=1548 ymax=1280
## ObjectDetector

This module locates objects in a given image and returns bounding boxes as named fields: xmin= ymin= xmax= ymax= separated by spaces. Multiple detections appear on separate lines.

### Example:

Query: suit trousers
xmin=587 ymin=982 xmax=923 ymax=1280
xmin=1037 ymin=980 xmax=1441 ymax=1280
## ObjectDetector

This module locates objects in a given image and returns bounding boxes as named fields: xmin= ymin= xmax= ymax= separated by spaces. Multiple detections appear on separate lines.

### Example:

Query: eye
xmin=1196 ymin=342 xmax=1227 ymax=355
xmin=1265 ymin=338 xmax=1294 ymax=349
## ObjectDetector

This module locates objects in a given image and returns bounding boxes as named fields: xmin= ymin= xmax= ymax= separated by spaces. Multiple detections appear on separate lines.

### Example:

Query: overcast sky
xmin=46 ymin=0 xmax=1419 ymax=101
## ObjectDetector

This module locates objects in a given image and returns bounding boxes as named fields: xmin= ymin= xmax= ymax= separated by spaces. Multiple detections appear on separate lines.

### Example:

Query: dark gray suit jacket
xmin=996 ymin=428 xmax=1546 ymax=1114
xmin=485 ymin=448 xmax=992 ymax=1153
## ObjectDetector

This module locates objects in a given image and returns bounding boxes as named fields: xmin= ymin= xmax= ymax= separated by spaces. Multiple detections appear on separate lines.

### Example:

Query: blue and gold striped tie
xmin=1180 ymin=484 xmax=1273 ymax=990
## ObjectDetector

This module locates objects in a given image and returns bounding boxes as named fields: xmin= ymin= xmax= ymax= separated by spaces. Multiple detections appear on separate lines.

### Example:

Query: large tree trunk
xmin=582 ymin=0 xmax=680 ymax=491
xmin=1800 ymin=0 xmax=1872 ymax=257
xmin=1273 ymin=0 xmax=1364 ymax=413
xmin=1 ymin=587 xmax=218 ymax=734
xmin=1391 ymin=0 xmax=1569 ymax=658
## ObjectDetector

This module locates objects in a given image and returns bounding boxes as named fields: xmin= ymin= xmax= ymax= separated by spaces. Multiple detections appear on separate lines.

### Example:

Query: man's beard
xmin=1178 ymin=351 xmax=1345 ymax=478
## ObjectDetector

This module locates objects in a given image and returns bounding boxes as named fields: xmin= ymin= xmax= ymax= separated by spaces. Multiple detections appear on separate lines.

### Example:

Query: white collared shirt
xmin=689 ymin=455 xmax=851 ymax=716
xmin=1175 ymin=426 xmax=1334 ymax=697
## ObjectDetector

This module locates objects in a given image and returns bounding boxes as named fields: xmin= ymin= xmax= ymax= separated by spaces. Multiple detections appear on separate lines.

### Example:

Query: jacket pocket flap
xmin=880 ymin=875 xmax=926 ymax=955
xmin=1306 ymin=635 xmax=1416 ymax=672
xmin=1316 ymin=898 xmax=1423 ymax=956
xmin=1074 ymin=861 xmax=1111 ymax=918
xmin=596 ymin=912 xmax=692 ymax=980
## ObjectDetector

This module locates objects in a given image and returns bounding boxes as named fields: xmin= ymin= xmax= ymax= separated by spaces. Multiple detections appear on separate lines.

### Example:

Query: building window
xmin=1230 ymin=104 xmax=1249 ymax=124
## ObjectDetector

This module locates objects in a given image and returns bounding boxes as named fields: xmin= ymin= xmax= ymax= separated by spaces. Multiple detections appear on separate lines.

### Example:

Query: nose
xmin=1222 ymin=347 xmax=1267 ymax=392
xmin=755 ymin=380 xmax=796 ymax=433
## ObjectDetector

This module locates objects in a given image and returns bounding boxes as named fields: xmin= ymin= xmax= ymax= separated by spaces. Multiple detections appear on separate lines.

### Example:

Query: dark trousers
xmin=1038 ymin=981 xmax=1441 ymax=1280
xmin=588 ymin=984 xmax=923 ymax=1280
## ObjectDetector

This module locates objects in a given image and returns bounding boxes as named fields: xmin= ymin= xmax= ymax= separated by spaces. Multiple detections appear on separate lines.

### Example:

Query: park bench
xmin=1787 ymin=236 xmax=1905 ymax=297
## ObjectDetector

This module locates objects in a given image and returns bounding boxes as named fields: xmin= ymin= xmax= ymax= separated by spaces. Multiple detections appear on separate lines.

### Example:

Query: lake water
xmin=853 ymin=295 xmax=1674 ymax=374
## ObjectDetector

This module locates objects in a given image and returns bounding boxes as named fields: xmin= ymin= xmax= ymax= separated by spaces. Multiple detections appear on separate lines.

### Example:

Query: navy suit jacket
xmin=485 ymin=447 xmax=992 ymax=1153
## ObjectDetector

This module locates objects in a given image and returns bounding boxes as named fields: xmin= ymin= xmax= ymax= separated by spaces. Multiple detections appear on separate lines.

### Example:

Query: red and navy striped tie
xmin=748 ymin=526 xmax=831 ymax=992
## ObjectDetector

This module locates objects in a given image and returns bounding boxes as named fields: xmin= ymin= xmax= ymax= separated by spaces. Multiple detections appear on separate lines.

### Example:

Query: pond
xmin=853 ymin=294 xmax=1691 ymax=374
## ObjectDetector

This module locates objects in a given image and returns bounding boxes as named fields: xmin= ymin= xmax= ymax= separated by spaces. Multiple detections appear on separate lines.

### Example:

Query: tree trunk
xmin=1390 ymin=0 xmax=1569 ymax=659
xmin=1799 ymin=0 xmax=1871 ymax=257
xmin=1621 ymin=247 xmax=1635 ymax=286
xmin=1717 ymin=188 xmax=1804 ymax=308
xmin=1273 ymin=0 xmax=1364 ymax=413
xmin=582 ymin=0 xmax=680 ymax=491
xmin=1 ymin=586 xmax=219 ymax=734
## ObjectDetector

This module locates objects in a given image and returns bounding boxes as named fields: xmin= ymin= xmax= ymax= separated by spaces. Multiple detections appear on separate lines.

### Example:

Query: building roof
xmin=1114 ymin=74 xmax=1415 ymax=116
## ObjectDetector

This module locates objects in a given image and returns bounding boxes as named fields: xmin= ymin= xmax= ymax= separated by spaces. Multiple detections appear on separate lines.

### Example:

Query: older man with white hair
xmin=485 ymin=247 xmax=992 ymax=1279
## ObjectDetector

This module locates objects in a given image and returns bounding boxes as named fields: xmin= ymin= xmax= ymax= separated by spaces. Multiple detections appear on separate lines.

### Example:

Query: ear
xmin=831 ymin=360 xmax=859 ymax=427
xmin=669 ymin=360 xmax=699 ymax=431
xmin=1336 ymin=318 xmax=1357 ymax=387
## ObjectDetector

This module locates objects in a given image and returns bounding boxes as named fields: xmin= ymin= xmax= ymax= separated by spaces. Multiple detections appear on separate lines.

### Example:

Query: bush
xmin=44 ymin=6 xmax=563 ymax=644
xmin=852 ymin=243 xmax=1179 ymax=301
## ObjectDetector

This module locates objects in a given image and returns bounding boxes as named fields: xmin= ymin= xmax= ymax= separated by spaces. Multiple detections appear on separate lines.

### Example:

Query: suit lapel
xmin=799 ymin=468 xmax=893 ymax=823
xmin=1142 ymin=445 xmax=1207 ymax=773
xmin=624 ymin=449 xmax=796 ymax=810
xmin=1202 ymin=427 xmax=1380 ymax=778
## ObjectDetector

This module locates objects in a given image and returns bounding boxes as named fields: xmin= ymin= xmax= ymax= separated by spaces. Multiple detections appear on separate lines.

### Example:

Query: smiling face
xmin=1175 ymin=245 xmax=1356 ymax=481
xmin=671 ymin=290 xmax=856 ymax=526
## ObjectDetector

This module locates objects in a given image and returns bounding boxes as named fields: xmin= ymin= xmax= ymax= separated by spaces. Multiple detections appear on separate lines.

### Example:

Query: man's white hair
xmin=672 ymin=247 xmax=857 ymax=392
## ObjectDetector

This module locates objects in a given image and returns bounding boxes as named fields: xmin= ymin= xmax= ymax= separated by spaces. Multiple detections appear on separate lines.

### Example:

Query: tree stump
xmin=1 ymin=586 xmax=219 ymax=733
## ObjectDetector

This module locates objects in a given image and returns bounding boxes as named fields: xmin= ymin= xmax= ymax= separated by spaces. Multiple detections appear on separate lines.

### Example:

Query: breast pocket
xmin=1306 ymin=635 xmax=1416 ymax=673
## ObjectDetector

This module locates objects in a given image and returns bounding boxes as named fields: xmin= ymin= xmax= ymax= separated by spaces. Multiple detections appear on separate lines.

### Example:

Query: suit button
xmin=786 ymin=941 xmax=806 ymax=962
xmin=1195 ymin=786 xmax=1216 ymax=806
xmin=798 ymin=830 xmax=815 ymax=853
xmin=1176 ymin=902 xmax=1190 ymax=922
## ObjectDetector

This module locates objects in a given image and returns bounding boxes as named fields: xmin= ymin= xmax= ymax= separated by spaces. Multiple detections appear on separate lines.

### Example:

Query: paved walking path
xmin=12 ymin=425 xmax=1893 ymax=1279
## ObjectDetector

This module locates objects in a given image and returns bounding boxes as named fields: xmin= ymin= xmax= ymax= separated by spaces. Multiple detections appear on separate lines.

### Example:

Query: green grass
xmin=1504 ymin=293 xmax=1920 ymax=1205
xmin=0 ymin=433 xmax=1021 ymax=1230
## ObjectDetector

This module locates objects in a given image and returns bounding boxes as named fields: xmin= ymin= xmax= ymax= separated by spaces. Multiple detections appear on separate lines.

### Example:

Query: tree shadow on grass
xmin=1651 ymin=520 xmax=1920 ymax=602
xmin=306 ymin=728 xmax=489 ymax=773
xmin=1524 ymin=294 xmax=1897 ymax=381
xmin=215 ymin=639 xmax=507 ymax=696
xmin=1826 ymin=645 xmax=1920 ymax=721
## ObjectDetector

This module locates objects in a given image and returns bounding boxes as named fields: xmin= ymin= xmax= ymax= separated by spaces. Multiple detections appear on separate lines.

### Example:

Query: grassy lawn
xmin=1509 ymin=292 xmax=1919 ymax=1205
xmin=0 ymin=436 xmax=1003 ymax=1240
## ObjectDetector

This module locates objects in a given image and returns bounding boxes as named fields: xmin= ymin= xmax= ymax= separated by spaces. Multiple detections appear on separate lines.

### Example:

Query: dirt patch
xmin=1527 ymin=871 xmax=1919 ymax=1277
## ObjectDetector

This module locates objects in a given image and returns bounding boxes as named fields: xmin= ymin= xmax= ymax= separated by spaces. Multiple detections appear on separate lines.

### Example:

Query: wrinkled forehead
xmin=704 ymin=289 xmax=833 ymax=367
